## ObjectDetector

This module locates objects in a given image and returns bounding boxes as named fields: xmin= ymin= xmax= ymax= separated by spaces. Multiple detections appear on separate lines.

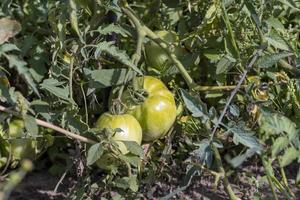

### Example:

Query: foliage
xmin=0 ymin=0 xmax=300 ymax=199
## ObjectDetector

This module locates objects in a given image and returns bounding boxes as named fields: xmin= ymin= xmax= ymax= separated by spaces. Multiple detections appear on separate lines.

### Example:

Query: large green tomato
xmin=145 ymin=30 xmax=185 ymax=71
xmin=95 ymin=113 xmax=142 ymax=154
xmin=127 ymin=76 xmax=177 ymax=142
xmin=95 ymin=113 xmax=142 ymax=170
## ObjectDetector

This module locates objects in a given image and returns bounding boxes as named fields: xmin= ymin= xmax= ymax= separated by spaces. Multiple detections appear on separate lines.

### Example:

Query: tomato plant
xmin=145 ymin=30 xmax=186 ymax=72
xmin=1 ymin=0 xmax=300 ymax=199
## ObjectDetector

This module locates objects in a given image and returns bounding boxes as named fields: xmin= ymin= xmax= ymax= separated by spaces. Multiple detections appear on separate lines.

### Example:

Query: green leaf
xmin=40 ymin=78 xmax=75 ymax=104
xmin=192 ymin=139 xmax=213 ymax=166
xmin=180 ymin=89 xmax=209 ymax=121
xmin=259 ymin=113 xmax=298 ymax=140
xmin=84 ymin=68 xmax=134 ymax=91
xmin=96 ymin=24 xmax=130 ymax=37
xmin=115 ymin=176 xmax=138 ymax=192
xmin=229 ymin=126 xmax=262 ymax=153
xmin=94 ymin=41 xmax=142 ymax=75
xmin=87 ymin=143 xmax=103 ymax=166
xmin=118 ymin=154 xmax=141 ymax=168
xmin=122 ymin=141 xmax=144 ymax=157
xmin=271 ymin=136 xmax=289 ymax=157
xmin=256 ymin=52 xmax=293 ymax=68
xmin=280 ymin=147 xmax=299 ymax=167
xmin=228 ymin=148 xmax=256 ymax=168
xmin=24 ymin=115 xmax=38 ymax=137
xmin=265 ymin=29 xmax=290 ymax=51
xmin=5 ymin=54 xmax=40 ymax=97
xmin=0 ymin=43 xmax=19 ymax=54
xmin=266 ymin=17 xmax=285 ymax=32
xmin=216 ymin=54 xmax=236 ymax=74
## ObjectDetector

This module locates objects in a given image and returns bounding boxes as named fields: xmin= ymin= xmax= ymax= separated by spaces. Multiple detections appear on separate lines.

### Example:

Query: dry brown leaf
xmin=0 ymin=18 xmax=21 ymax=45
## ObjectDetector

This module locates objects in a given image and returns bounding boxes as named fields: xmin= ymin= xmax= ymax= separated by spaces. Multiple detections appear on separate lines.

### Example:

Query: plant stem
xmin=212 ymin=145 xmax=240 ymax=200
xmin=194 ymin=84 xmax=247 ymax=91
xmin=0 ymin=105 xmax=96 ymax=144
xmin=261 ymin=156 xmax=279 ymax=200
xmin=279 ymin=166 xmax=296 ymax=199
xmin=121 ymin=6 xmax=195 ymax=89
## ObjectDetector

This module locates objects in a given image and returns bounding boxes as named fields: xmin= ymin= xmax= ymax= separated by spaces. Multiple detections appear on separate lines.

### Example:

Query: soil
xmin=8 ymin=162 xmax=300 ymax=200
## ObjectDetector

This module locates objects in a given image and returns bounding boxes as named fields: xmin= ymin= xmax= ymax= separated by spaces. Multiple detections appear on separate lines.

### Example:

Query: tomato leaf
xmin=280 ymin=147 xmax=299 ymax=167
xmin=229 ymin=126 xmax=262 ymax=153
xmin=24 ymin=115 xmax=38 ymax=137
xmin=122 ymin=141 xmax=144 ymax=157
xmin=87 ymin=143 xmax=103 ymax=166
xmin=94 ymin=41 xmax=142 ymax=75
xmin=180 ymin=89 xmax=209 ymax=121
xmin=256 ymin=52 xmax=293 ymax=68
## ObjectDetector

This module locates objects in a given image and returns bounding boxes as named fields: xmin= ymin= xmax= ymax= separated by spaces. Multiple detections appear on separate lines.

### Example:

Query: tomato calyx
xmin=127 ymin=86 xmax=148 ymax=105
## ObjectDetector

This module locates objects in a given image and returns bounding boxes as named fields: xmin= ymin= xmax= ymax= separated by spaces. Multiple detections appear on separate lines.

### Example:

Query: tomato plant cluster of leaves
xmin=0 ymin=0 xmax=300 ymax=199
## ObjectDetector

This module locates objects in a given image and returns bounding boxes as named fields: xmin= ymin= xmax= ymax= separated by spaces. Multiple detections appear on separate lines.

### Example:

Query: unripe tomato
xmin=8 ymin=119 xmax=36 ymax=161
xmin=127 ymin=76 xmax=177 ymax=142
xmin=145 ymin=30 xmax=185 ymax=71
xmin=95 ymin=113 xmax=142 ymax=154
xmin=95 ymin=113 xmax=142 ymax=170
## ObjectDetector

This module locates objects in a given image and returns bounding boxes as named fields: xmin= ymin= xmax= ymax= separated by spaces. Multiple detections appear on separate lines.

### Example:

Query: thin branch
xmin=0 ymin=105 xmax=96 ymax=144
xmin=209 ymin=50 xmax=261 ymax=141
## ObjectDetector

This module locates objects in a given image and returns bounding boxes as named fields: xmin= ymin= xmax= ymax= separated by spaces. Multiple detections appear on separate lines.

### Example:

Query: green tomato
xmin=127 ymin=76 xmax=177 ymax=142
xmin=95 ymin=113 xmax=142 ymax=170
xmin=145 ymin=30 xmax=185 ymax=71
xmin=8 ymin=119 xmax=36 ymax=161
xmin=95 ymin=113 xmax=142 ymax=154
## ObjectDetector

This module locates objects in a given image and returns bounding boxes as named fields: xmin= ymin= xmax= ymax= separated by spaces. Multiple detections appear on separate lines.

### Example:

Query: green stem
xmin=194 ymin=84 xmax=247 ymax=91
xmin=261 ymin=157 xmax=279 ymax=200
xmin=212 ymin=145 xmax=240 ymax=200
xmin=121 ymin=5 xmax=195 ymax=89
xmin=279 ymin=166 xmax=296 ymax=199
xmin=143 ymin=26 xmax=194 ymax=88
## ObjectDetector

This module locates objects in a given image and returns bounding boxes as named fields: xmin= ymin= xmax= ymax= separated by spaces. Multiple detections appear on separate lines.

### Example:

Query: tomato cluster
xmin=95 ymin=77 xmax=177 ymax=169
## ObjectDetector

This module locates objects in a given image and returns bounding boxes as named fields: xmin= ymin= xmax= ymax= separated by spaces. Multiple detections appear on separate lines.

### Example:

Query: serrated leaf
xmin=257 ymin=52 xmax=293 ymax=68
xmin=192 ymin=139 xmax=213 ymax=166
xmin=5 ymin=54 xmax=40 ymax=97
xmin=122 ymin=141 xmax=143 ymax=157
xmin=118 ymin=154 xmax=141 ymax=168
xmin=40 ymin=78 xmax=75 ymax=104
xmin=115 ymin=176 xmax=138 ymax=192
xmin=94 ymin=41 xmax=142 ymax=75
xmin=266 ymin=29 xmax=290 ymax=51
xmin=228 ymin=148 xmax=257 ymax=168
xmin=259 ymin=113 xmax=298 ymax=140
xmin=180 ymin=89 xmax=209 ymax=121
xmin=271 ymin=136 xmax=289 ymax=157
xmin=24 ymin=115 xmax=38 ymax=137
xmin=280 ymin=147 xmax=299 ymax=167
xmin=266 ymin=17 xmax=285 ymax=32
xmin=96 ymin=24 xmax=130 ymax=37
xmin=230 ymin=126 xmax=262 ymax=153
xmin=84 ymin=68 xmax=134 ymax=91
xmin=216 ymin=55 xmax=236 ymax=74
xmin=0 ymin=43 xmax=19 ymax=54
xmin=87 ymin=143 xmax=103 ymax=165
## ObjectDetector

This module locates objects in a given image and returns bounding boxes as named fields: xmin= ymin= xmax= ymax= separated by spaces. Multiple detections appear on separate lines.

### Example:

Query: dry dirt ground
xmin=9 ymin=162 xmax=300 ymax=200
